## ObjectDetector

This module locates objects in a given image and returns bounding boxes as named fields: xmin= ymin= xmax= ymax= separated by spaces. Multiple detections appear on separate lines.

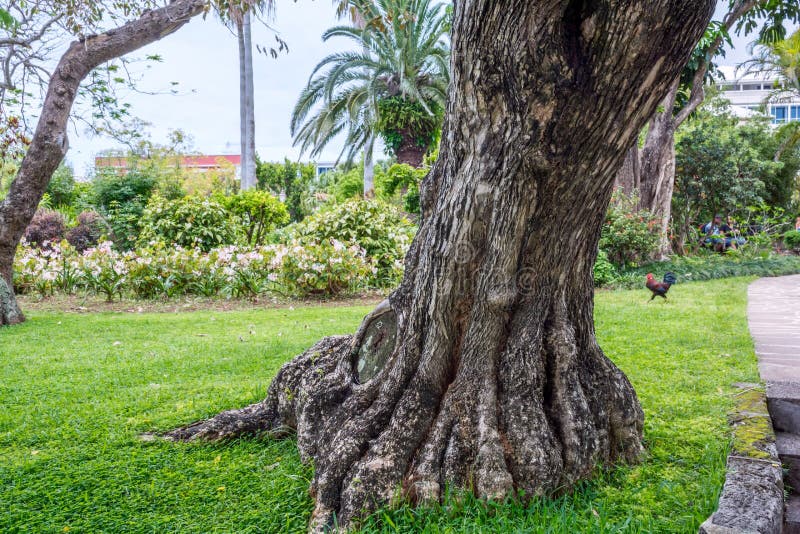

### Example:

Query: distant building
xmin=315 ymin=161 xmax=336 ymax=179
xmin=95 ymin=154 xmax=242 ymax=177
xmin=716 ymin=65 xmax=800 ymax=125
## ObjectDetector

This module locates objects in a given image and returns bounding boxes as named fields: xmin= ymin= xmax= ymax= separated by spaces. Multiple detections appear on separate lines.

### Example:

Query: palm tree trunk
xmin=238 ymin=12 xmax=257 ymax=191
xmin=363 ymin=133 xmax=375 ymax=197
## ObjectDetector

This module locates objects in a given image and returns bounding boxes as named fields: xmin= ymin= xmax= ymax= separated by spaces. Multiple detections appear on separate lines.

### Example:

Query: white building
xmin=717 ymin=65 xmax=800 ymax=124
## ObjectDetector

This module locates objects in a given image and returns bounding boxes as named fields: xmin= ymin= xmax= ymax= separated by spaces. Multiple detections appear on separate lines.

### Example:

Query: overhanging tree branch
xmin=675 ymin=0 xmax=761 ymax=126
xmin=0 ymin=0 xmax=205 ymax=325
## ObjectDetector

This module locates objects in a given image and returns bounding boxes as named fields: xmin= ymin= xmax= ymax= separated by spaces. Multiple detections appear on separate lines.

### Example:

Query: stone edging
xmin=699 ymin=384 xmax=784 ymax=534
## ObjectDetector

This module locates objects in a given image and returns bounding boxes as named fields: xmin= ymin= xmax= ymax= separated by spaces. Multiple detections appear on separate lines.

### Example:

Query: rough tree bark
xmin=619 ymin=0 xmax=765 ymax=257
xmin=0 ymin=0 xmax=206 ymax=326
xmin=167 ymin=0 xmax=714 ymax=531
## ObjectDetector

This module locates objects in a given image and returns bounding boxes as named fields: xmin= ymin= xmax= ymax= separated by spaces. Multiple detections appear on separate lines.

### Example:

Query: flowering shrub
xmin=13 ymin=238 xmax=380 ymax=300
xmin=80 ymin=242 xmax=129 ymax=301
xmin=283 ymin=199 xmax=415 ymax=286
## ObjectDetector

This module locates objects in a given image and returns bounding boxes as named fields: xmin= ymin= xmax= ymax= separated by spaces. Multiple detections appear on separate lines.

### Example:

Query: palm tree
xmin=237 ymin=11 xmax=257 ymax=190
xmin=225 ymin=2 xmax=275 ymax=191
xmin=742 ymin=29 xmax=800 ymax=104
xmin=291 ymin=0 xmax=449 ymax=185
xmin=741 ymin=29 xmax=800 ymax=161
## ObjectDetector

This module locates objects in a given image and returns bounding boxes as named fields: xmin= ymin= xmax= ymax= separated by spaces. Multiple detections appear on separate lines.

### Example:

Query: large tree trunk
xmin=615 ymin=144 xmax=641 ymax=195
xmin=167 ymin=1 xmax=715 ymax=531
xmin=0 ymin=267 xmax=23 ymax=326
xmin=0 ymin=0 xmax=205 ymax=326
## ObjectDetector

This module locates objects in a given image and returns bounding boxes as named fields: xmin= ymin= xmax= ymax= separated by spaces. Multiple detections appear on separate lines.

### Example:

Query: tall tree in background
xmin=616 ymin=0 xmax=800 ymax=257
xmin=332 ymin=0 xmax=377 ymax=195
xmin=291 ymin=0 xmax=449 ymax=185
xmin=237 ymin=11 xmax=257 ymax=190
xmin=168 ymin=1 xmax=714 ymax=531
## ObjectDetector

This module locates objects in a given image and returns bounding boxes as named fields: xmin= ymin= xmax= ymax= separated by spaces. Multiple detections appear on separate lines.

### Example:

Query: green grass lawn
xmin=0 ymin=278 xmax=760 ymax=533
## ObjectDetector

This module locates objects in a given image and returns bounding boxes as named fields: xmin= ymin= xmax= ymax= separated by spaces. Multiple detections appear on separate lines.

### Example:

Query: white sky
xmin=61 ymin=1 xmax=790 ymax=178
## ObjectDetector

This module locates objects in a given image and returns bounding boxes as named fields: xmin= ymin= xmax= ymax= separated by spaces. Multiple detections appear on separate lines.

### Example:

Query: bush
xmin=92 ymin=167 xmax=158 ymax=210
xmin=13 ymin=239 xmax=377 ymax=300
xmin=593 ymin=249 xmax=618 ymax=287
xmin=105 ymin=199 xmax=147 ymax=251
xmin=783 ymin=230 xmax=800 ymax=250
xmin=138 ymin=196 xmax=238 ymax=252
xmin=376 ymin=163 xmax=426 ymax=214
xmin=46 ymin=164 xmax=76 ymax=207
xmin=219 ymin=190 xmax=290 ymax=245
xmin=600 ymin=191 xmax=660 ymax=267
xmin=24 ymin=209 xmax=66 ymax=248
xmin=283 ymin=199 xmax=416 ymax=285
xmin=607 ymin=253 xmax=800 ymax=289
xmin=66 ymin=211 xmax=110 ymax=252
xmin=91 ymin=168 xmax=160 ymax=250
xmin=328 ymin=167 xmax=364 ymax=201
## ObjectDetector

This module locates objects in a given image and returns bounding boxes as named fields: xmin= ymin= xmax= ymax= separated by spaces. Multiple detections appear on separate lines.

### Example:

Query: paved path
xmin=748 ymin=274 xmax=800 ymax=384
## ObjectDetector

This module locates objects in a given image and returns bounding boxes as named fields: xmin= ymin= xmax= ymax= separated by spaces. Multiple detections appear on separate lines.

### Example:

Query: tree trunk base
xmin=167 ymin=301 xmax=643 ymax=532
xmin=0 ymin=277 xmax=24 ymax=326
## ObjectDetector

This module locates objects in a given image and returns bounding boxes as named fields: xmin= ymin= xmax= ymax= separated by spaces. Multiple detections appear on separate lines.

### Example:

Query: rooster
xmin=645 ymin=272 xmax=677 ymax=301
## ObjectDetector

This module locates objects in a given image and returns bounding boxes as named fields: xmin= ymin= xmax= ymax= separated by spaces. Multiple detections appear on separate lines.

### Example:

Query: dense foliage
xmin=600 ymin=191 xmax=661 ymax=267
xmin=673 ymin=99 xmax=783 ymax=252
xmin=138 ymin=196 xmax=239 ymax=252
xmin=376 ymin=97 xmax=442 ymax=162
xmin=784 ymin=230 xmax=800 ymax=250
xmin=256 ymin=158 xmax=316 ymax=221
xmin=375 ymin=162 xmax=426 ymax=213
xmin=282 ymin=199 xmax=416 ymax=285
xmin=216 ymin=190 xmax=289 ymax=246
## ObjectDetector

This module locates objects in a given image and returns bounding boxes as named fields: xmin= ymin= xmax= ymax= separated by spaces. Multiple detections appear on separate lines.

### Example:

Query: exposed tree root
xmin=166 ymin=299 xmax=643 ymax=532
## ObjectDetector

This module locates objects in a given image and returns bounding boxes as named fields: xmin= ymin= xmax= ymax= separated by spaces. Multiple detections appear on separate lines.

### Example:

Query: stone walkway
xmin=748 ymin=274 xmax=800 ymax=534
xmin=749 ymin=274 xmax=800 ymax=383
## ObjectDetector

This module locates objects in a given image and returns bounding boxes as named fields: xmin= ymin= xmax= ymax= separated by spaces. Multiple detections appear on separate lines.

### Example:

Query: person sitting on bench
xmin=701 ymin=214 xmax=745 ymax=252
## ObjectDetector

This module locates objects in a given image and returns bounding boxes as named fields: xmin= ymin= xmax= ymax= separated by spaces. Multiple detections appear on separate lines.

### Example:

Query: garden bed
xmin=0 ymin=278 xmax=760 ymax=532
